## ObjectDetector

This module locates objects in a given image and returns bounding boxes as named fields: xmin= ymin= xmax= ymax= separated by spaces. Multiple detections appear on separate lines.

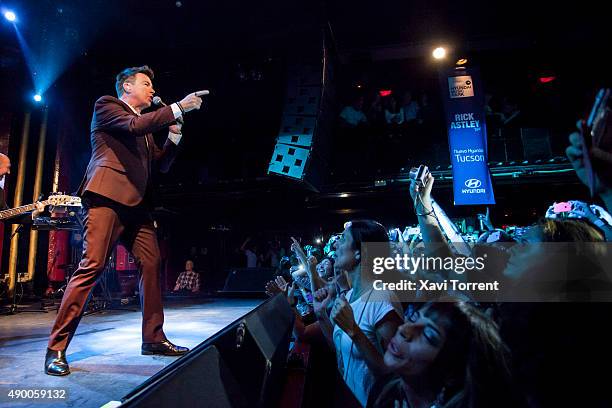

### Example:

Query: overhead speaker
xmin=268 ymin=30 xmax=335 ymax=192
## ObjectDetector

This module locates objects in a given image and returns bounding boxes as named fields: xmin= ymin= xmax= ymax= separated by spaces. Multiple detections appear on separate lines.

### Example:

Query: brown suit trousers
xmin=48 ymin=96 xmax=179 ymax=351
xmin=48 ymin=203 xmax=166 ymax=350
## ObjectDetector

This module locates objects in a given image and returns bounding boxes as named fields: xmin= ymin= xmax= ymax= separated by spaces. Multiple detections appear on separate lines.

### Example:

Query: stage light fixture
xmin=33 ymin=94 xmax=43 ymax=102
xmin=432 ymin=47 xmax=446 ymax=60
xmin=456 ymin=58 xmax=468 ymax=65
xmin=4 ymin=10 xmax=16 ymax=22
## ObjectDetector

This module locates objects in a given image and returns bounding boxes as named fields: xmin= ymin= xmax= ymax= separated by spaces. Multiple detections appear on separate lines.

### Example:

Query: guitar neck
xmin=0 ymin=200 xmax=48 ymax=221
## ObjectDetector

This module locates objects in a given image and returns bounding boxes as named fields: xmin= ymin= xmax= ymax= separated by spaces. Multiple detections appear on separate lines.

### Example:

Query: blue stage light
xmin=4 ymin=11 xmax=16 ymax=22
xmin=33 ymin=94 xmax=42 ymax=102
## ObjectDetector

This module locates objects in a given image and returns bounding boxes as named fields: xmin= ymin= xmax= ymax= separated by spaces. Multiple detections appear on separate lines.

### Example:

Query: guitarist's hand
xmin=32 ymin=202 xmax=45 ymax=219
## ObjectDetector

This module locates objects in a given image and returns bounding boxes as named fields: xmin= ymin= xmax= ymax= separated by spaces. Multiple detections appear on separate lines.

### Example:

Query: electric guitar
xmin=0 ymin=193 xmax=81 ymax=221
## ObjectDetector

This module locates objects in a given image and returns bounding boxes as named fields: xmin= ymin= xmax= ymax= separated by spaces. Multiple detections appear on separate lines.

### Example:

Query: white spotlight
xmin=33 ymin=94 xmax=43 ymax=102
xmin=4 ymin=11 xmax=17 ymax=22
xmin=432 ymin=47 xmax=446 ymax=60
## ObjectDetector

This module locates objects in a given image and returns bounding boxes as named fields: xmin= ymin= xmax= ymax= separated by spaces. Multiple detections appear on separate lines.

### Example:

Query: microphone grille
xmin=152 ymin=96 xmax=162 ymax=105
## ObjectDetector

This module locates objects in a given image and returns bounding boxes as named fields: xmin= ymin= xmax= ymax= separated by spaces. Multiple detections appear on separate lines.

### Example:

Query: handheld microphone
xmin=152 ymin=96 xmax=165 ymax=106
xmin=152 ymin=96 xmax=183 ymax=125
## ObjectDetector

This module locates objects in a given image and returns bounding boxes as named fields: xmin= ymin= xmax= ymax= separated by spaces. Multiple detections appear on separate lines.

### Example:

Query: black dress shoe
xmin=45 ymin=348 xmax=70 ymax=376
xmin=141 ymin=340 xmax=189 ymax=356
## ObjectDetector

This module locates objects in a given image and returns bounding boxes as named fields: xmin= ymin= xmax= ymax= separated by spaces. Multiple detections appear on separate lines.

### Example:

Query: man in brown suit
xmin=45 ymin=65 xmax=203 ymax=376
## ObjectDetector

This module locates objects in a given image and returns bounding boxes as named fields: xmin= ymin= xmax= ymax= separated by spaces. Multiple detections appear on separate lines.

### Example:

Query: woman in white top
xmin=314 ymin=220 xmax=404 ymax=406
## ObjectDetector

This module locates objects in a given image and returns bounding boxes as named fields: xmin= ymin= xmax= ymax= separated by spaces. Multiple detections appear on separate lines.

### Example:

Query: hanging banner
xmin=439 ymin=66 xmax=495 ymax=205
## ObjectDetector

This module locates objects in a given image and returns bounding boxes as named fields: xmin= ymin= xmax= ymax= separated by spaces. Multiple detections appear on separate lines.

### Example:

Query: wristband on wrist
xmin=416 ymin=206 xmax=434 ymax=217
xmin=177 ymin=102 xmax=185 ymax=115
xmin=416 ymin=211 xmax=435 ymax=217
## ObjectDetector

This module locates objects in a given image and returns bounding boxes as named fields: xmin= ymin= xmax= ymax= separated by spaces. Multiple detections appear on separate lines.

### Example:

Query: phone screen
xmin=553 ymin=202 xmax=572 ymax=213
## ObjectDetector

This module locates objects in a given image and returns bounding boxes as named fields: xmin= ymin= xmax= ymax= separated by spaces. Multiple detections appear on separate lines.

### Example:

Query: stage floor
xmin=0 ymin=297 xmax=262 ymax=408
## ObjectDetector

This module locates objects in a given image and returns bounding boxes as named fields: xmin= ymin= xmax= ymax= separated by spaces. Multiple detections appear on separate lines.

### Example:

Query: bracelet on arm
xmin=416 ymin=210 xmax=435 ymax=217
xmin=415 ymin=206 xmax=435 ymax=217
xmin=415 ymin=194 xmax=435 ymax=217
xmin=177 ymin=102 xmax=185 ymax=115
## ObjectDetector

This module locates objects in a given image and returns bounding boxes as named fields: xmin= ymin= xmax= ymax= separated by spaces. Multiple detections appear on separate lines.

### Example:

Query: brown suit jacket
xmin=78 ymin=96 xmax=179 ymax=206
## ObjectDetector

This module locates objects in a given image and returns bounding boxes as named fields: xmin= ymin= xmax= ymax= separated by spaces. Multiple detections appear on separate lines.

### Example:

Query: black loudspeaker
xmin=220 ymin=267 xmax=277 ymax=294
xmin=521 ymin=128 xmax=552 ymax=160
xmin=120 ymin=345 xmax=245 ymax=407
xmin=267 ymin=30 xmax=335 ymax=192
xmin=120 ymin=294 xmax=295 ymax=408
xmin=488 ymin=129 xmax=522 ymax=162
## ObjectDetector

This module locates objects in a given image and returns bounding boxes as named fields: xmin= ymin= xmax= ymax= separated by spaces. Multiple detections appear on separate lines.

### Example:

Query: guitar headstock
xmin=47 ymin=193 xmax=82 ymax=207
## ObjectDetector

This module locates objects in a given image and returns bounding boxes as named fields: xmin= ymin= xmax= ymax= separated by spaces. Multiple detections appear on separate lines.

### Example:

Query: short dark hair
xmin=115 ymin=65 xmax=154 ymax=97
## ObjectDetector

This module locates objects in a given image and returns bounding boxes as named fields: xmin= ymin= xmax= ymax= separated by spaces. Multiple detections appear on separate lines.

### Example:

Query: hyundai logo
xmin=464 ymin=178 xmax=482 ymax=188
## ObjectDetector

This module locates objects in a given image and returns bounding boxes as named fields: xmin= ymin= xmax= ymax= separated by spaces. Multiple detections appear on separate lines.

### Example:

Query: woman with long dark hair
xmin=313 ymin=220 xmax=404 ymax=406
xmin=369 ymin=300 xmax=523 ymax=408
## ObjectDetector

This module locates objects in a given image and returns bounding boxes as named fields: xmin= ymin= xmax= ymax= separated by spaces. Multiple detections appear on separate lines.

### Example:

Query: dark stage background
xmin=0 ymin=0 xmax=609 ymax=292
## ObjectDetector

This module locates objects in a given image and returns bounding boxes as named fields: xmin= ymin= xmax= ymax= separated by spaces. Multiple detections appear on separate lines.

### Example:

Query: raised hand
xmin=477 ymin=207 xmax=494 ymax=231
xmin=290 ymin=237 xmax=308 ymax=266
xmin=566 ymin=121 xmax=612 ymax=195
xmin=274 ymin=275 xmax=289 ymax=292
xmin=330 ymin=294 xmax=357 ymax=337
xmin=178 ymin=92 xmax=203 ymax=113
xmin=410 ymin=172 xmax=434 ymax=213
xmin=264 ymin=280 xmax=282 ymax=297
xmin=313 ymin=287 xmax=334 ymax=316
xmin=307 ymin=255 xmax=318 ymax=269
xmin=566 ymin=125 xmax=589 ymax=188
xmin=286 ymin=282 xmax=297 ymax=307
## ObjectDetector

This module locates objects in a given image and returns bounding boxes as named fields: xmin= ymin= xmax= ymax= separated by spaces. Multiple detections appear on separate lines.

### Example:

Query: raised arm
xmin=566 ymin=124 xmax=612 ymax=212
xmin=290 ymin=237 xmax=326 ymax=291
xmin=410 ymin=173 xmax=449 ymax=252
xmin=93 ymin=96 xmax=177 ymax=136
